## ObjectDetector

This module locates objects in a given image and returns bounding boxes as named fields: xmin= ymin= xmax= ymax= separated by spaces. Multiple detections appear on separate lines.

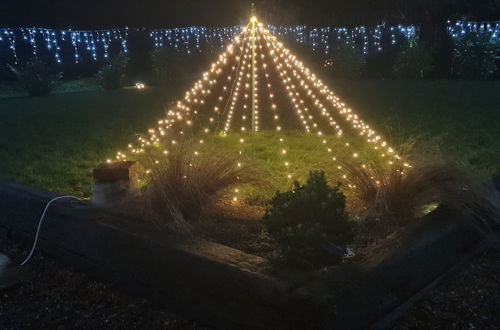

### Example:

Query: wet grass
xmin=0 ymin=78 xmax=100 ymax=99
xmin=0 ymin=87 xmax=180 ymax=197
xmin=329 ymin=79 xmax=500 ymax=177
xmin=135 ymin=130 xmax=374 ymax=201
xmin=0 ymin=79 xmax=499 ymax=197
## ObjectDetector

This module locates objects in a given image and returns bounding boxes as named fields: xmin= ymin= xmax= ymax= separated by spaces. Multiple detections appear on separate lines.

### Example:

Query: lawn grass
xmin=0 ymin=87 xmax=182 ymax=197
xmin=135 ymin=130 xmax=371 ymax=201
xmin=0 ymin=79 xmax=499 ymax=198
xmin=329 ymin=79 xmax=500 ymax=177
xmin=0 ymin=78 xmax=101 ymax=99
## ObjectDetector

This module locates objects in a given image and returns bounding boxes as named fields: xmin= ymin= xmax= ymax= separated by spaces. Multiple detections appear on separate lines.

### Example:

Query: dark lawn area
xmin=0 ymin=79 xmax=499 ymax=197
xmin=330 ymin=79 xmax=500 ymax=177
xmin=0 ymin=87 xmax=181 ymax=197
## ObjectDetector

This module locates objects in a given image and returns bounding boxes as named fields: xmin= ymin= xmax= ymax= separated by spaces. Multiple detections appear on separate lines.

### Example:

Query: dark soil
xmin=200 ymin=200 xmax=404 ymax=261
xmin=198 ymin=200 xmax=275 ymax=259
xmin=350 ymin=216 xmax=403 ymax=261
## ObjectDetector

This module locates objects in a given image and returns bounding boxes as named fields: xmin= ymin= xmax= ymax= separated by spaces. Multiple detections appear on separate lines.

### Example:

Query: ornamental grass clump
xmin=138 ymin=140 xmax=260 ymax=232
xmin=344 ymin=146 xmax=500 ymax=232
xmin=264 ymin=171 xmax=355 ymax=269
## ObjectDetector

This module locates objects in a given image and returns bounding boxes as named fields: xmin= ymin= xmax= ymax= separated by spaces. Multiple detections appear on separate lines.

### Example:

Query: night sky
xmin=1 ymin=0 xmax=499 ymax=28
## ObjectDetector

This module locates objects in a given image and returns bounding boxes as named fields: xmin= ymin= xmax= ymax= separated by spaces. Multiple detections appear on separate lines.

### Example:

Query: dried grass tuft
xmin=134 ymin=139 xmax=261 ymax=232
xmin=344 ymin=143 xmax=500 ymax=231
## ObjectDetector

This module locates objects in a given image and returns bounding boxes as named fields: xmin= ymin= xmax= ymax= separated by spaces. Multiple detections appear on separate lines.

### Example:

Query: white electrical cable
xmin=20 ymin=196 xmax=81 ymax=266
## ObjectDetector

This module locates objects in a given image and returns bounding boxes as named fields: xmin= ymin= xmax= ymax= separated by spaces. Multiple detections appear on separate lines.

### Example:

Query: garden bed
xmin=2 ymin=230 xmax=500 ymax=330
xmin=0 ymin=180 xmax=494 ymax=329
xmin=198 ymin=201 xmax=273 ymax=259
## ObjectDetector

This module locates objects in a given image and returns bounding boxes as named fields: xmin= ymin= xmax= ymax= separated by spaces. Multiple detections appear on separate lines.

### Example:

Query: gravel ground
xmin=0 ymin=241 xmax=208 ymax=330
xmin=1 ymin=235 xmax=500 ymax=329
xmin=395 ymin=249 xmax=500 ymax=329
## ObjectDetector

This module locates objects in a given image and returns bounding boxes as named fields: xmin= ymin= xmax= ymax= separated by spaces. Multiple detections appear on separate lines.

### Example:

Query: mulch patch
xmin=197 ymin=200 xmax=275 ymax=259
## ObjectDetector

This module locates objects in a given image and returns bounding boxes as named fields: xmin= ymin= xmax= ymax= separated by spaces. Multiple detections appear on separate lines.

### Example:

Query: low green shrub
xmin=326 ymin=44 xmax=366 ymax=78
xmin=151 ymin=48 xmax=186 ymax=84
xmin=453 ymin=34 xmax=497 ymax=80
xmin=393 ymin=40 xmax=433 ymax=79
xmin=97 ymin=53 xmax=129 ymax=90
xmin=10 ymin=59 xmax=54 ymax=96
xmin=264 ymin=171 xmax=354 ymax=269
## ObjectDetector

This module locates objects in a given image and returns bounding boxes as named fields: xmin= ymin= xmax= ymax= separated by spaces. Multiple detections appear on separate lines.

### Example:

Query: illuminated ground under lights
xmin=112 ymin=16 xmax=410 ymax=200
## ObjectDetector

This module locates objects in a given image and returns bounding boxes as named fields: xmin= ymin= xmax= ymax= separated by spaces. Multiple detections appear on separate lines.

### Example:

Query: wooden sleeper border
xmin=0 ymin=181 xmax=492 ymax=329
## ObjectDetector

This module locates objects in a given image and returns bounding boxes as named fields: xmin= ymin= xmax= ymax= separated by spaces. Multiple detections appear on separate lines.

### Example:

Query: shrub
xmin=264 ymin=171 xmax=355 ymax=268
xmin=326 ymin=44 xmax=366 ymax=78
xmin=136 ymin=140 xmax=259 ymax=232
xmin=453 ymin=34 xmax=497 ymax=80
xmin=9 ymin=59 xmax=54 ymax=96
xmin=151 ymin=48 xmax=186 ymax=84
xmin=97 ymin=53 xmax=129 ymax=90
xmin=393 ymin=40 xmax=433 ymax=79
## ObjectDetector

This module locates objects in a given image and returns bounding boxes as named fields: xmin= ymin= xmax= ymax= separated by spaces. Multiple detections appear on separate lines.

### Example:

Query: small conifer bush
xmin=264 ymin=171 xmax=354 ymax=268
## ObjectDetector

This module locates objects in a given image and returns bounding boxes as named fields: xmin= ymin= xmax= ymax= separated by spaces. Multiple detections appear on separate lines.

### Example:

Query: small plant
xmin=9 ymin=59 xmax=55 ymax=96
xmin=136 ymin=140 xmax=259 ymax=232
xmin=326 ymin=44 xmax=366 ymax=78
xmin=264 ymin=171 xmax=354 ymax=269
xmin=96 ymin=53 xmax=129 ymax=90
xmin=453 ymin=34 xmax=497 ymax=80
xmin=151 ymin=48 xmax=186 ymax=84
xmin=393 ymin=40 xmax=433 ymax=79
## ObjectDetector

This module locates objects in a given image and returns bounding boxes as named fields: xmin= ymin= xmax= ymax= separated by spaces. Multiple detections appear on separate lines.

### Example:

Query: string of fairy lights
xmin=0 ymin=27 xmax=129 ymax=65
xmin=256 ymin=31 xmax=293 ymax=180
xmin=1 ymin=21 xmax=498 ymax=66
xmin=112 ymin=16 xmax=413 ymax=201
xmin=447 ymin=20 xmax=500 ymax=41
xmin=267 ymin=24 xmax=417 ymax=55
xmin=149 ymin=26 xmax=244 ymax=53
xmin=0 ymin=24 xmax=416 ymax=65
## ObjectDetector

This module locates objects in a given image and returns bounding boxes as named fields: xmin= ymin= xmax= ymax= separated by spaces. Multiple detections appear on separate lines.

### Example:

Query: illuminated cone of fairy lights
xmin=113 ymin=15 xmax=410 ymax=200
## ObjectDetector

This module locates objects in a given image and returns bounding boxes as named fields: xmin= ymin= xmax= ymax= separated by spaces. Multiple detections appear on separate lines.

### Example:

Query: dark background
xmin=1 ymin=0 xmax=500 ymax=28
xmin=1 ymin=0 xmax=500 ymax=82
